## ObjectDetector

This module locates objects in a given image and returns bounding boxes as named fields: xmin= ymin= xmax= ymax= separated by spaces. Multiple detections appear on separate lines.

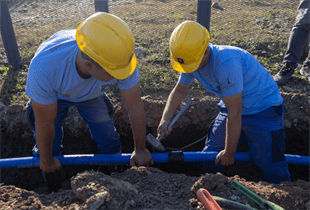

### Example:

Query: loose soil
xmin=0 ymin=89 xmax=309 ymax=210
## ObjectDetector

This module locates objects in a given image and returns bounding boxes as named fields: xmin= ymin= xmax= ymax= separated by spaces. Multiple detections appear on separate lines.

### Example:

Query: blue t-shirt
xmin=179 ymin=44 xmax=283 ymax=115
xmin=26 ymin=29 xmax=140 ymax=105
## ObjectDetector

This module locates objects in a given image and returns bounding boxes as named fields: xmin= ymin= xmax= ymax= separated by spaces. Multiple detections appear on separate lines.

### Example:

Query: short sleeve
xmin=217 ymin=59 xmax=243 ymax=97
xmin=25 ymin=64 xmax=57 ymax=105
xmin=118 ymin=68 xmax=140 ymax=90
xmin=178 ymin=73 xmax=195 ymax=85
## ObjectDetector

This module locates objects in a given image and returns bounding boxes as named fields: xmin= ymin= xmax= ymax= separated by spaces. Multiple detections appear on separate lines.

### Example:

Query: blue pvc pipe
xmin=0 ymin=152 xmax=309 ymax=168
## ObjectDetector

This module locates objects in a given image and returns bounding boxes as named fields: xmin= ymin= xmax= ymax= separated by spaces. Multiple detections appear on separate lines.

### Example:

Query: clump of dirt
xmin=191 ymin=173 xmax=310 ymax=210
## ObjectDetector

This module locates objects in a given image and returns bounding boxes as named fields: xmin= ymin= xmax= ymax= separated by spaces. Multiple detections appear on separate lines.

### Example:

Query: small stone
xmin=0 ymin=102 xmax=6 ymax=112
xmin=212 ymin=2 xmax=219 ymax=8
xmin=216 ymin=183 xmax=226 ymax=192
xmin=305 ymin=200 xmax=310 ymax=210
xmin=86 ymin=191 xmax=109 ymax=210
xmin=130 ymin=200 xmax=136 ymax=208
xmin=135 ymin=47 xmax=146 ymax=58
xmin=283 ymin=120 xmax=291 ymax=128
xmin=230 ymin=195 xmax=239 ymax=201
xmin=18 ymin=8 xmax=28 ymax=13
xmin=5 ymin=104 xmax=23 ymax=114
xmin=123 ymin=200 xmax=131 ymax=210
xmin=282 ymin=85 xmax=297 ymax=92
xmin=213 ymin=173 xmax=228 ymax=183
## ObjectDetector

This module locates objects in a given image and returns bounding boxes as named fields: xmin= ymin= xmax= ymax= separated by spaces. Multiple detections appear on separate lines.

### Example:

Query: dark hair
xmin=80 ymin=50 xmax=102 ymax=69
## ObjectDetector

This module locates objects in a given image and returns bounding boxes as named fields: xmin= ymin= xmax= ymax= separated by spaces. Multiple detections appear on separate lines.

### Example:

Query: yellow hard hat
xmin=170 ymin=21 xmax=210 ymax=73
xmin=76 ymin=12 xmax=137 ymax=80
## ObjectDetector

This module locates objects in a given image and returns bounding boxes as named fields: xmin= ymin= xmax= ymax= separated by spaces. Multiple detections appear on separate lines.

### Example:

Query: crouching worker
xmin=157 ymin=21 xmax=291 ymax=184
xmin=25 ymin=12 xmax=154 ymax=191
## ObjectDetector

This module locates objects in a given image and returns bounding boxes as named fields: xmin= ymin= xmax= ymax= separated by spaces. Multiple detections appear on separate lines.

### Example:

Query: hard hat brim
xmin=170 ymin=51 xmax=204 ymax=73
xmin=105 ymin=54 xmax=137 ymax=80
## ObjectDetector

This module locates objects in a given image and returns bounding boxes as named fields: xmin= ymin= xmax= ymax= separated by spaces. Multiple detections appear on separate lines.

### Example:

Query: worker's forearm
xmin=225 ymin=113 xmax=241 ymax=155
xmin=35 ymin=121 xmax=55 ymax=165
xmin=161 ymin=86 xmax=185 ymax=123
xmin=128 ymin=100 xmax=146 ymax=150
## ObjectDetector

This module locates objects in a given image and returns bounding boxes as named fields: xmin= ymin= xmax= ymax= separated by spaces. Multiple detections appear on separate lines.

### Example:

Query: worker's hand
xmin=157 ymin=120 xmax=172 ymax=139
xmin=40 ymin=157 xmax=62 ymax=173
xmin=130 ymin=148 xmax=154 ymax=167
xmin=215 ymin=150 xmax=235 ymax=166
xmin=40 ymin=157 xmax=62 ymax=193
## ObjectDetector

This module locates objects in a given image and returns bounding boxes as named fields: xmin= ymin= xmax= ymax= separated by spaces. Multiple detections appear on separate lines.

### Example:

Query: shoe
xmin=300 ymin=66 xmax=310 ymax=82
xmin=273 ymin=64 xmax=295 ymax=85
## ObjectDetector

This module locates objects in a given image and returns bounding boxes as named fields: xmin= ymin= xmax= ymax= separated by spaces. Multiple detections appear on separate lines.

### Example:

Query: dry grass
xmin=0 ymin=0 xmax=301 ymax=105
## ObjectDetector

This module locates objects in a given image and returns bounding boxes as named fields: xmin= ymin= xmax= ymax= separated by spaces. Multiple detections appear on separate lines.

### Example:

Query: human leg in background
xmin=300 ymin=52 xmax=310 ymax=80
xmin=274 ymin=0 xmax=310 ymax=85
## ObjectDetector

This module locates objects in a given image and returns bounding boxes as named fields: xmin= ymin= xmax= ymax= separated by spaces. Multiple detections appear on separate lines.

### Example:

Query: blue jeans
xmin=284 ymin=0 xmax=310 ymax=69
xmin=26 ymin=94 xmax=121 ymax=157
xmin=202 ymin=103 xmax=291 ymax=184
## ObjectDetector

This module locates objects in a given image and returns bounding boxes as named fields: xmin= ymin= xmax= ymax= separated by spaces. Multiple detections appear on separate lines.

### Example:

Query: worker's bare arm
xmin=120 ymin=82 xmax=154 ymax=166
xmin=120 ymin=82 xmax=146 ymax=150
xmin=157 ymin=81 xmax=189 ymax=137
xmin=215 ymin=91 xmax=242 ymax=166
xmin=31 ymin=99 xmax=61 ymax=172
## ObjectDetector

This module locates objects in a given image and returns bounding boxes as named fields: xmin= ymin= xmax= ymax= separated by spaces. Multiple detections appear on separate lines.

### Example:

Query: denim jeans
xmin=202 ymin=103 xmax=291 ymax=184
xmin=26 ymin=94 xmax=121 ymax=157
xmin=284 ymin=0 xmax=310 ymax=69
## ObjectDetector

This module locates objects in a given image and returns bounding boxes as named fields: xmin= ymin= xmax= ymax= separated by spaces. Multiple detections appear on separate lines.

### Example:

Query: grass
xmin=0 ymin=0 xmax=303 ymax=106
xmin=0 ymin=66 xmax=29 ymax=105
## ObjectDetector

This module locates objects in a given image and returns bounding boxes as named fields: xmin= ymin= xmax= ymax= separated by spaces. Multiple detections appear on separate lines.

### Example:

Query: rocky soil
xmin=1 ymin=168 xmax=310 ymax=210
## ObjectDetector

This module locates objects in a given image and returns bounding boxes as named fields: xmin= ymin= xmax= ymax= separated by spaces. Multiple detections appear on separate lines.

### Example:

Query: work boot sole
xmin=300 ymin=68 xmax=310 ymax=82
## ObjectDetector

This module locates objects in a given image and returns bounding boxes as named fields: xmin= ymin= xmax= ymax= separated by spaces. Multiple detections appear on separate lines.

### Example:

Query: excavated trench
xmin=0 ymin=119 xmax=309 ymax=194
xmin=0 ymin=91 xmax=309 ymax=193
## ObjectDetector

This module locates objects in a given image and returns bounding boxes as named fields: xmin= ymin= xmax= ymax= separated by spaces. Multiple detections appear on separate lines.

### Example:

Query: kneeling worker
xmin=25 ymin=12 xmax=154 ymax=189
xmin=157 ymin=21 xmax=291 ymax=184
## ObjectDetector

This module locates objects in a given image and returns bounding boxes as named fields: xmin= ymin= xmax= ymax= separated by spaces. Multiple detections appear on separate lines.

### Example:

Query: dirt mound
xmin=1 ymin=168 xmax=309 ymax=209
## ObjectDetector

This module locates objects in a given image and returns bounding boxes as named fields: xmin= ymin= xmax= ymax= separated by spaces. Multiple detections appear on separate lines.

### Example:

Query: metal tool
xmin=231 ymin=180 xmax=285 ymax=210
xmin=145 ymin=99 xmax=193 ymax=152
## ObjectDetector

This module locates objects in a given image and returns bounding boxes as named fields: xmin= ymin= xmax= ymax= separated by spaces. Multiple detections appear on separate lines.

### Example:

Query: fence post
xmin=94 ymin=0 xmax=109 ymax=13
xmin=197 ymin=0 xmax=211 ymax=32
xmin=0 ymin=0 xmax=21 ymax=70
